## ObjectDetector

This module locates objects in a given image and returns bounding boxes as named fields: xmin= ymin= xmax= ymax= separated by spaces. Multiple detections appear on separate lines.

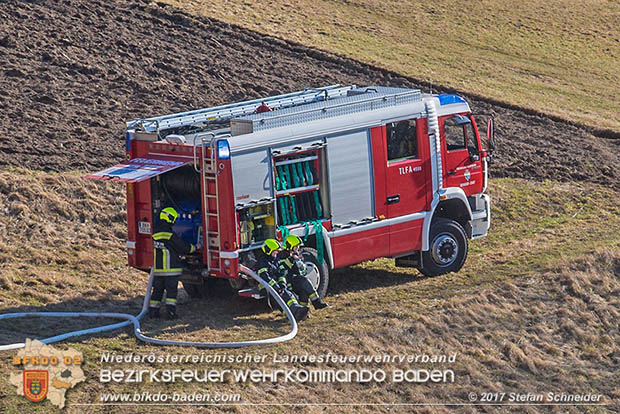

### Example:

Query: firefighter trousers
xmin=258 ymin=274 xmax=300 ymax=310
xmin=150 ymin=275 xmax=179 ymax=308
xmin=290 ymin=275 xmax=319 ymax=306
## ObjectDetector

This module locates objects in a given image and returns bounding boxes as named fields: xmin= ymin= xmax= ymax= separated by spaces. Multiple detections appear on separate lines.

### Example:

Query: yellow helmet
xmin=284 ymin=234 xmax=302 ymax=250
xmin=160 ymin=207 xmax=179 ymax=224
xmin=261 ymin=239 xmax=281 ymax=255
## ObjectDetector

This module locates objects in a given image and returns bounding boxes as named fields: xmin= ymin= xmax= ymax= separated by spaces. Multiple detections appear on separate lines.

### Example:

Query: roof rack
xmin=127 ymin=85 xmax=356 ymax=134
xmin=230 ymin=86 xmax=421 ymax=136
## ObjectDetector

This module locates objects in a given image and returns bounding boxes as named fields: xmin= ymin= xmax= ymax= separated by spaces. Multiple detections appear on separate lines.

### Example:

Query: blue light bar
xmin=125 ymin=130 xmax=132 ymax=151
xmin=217 ymin=139 xmax=231 ymax=159
xmin=438 ymin=94 xmax=466 ymax=106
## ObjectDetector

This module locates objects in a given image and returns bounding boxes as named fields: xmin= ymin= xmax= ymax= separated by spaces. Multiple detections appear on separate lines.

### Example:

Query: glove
xmin=277 ymin=281 xmax=288 ymax=293
xmin=196 ymin=242 xmax=203 ymax=251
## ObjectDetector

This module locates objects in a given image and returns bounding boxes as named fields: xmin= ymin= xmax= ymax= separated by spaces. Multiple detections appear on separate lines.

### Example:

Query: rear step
xmin=238 ymin=287 xmax=266 ymax=300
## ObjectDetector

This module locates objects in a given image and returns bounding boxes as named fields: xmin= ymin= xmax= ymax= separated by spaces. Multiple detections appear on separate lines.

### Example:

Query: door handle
xmin=447 ymin=170 xmax=456 ymax=176
xmin=387 ymin=195 xmax=400 ymax=204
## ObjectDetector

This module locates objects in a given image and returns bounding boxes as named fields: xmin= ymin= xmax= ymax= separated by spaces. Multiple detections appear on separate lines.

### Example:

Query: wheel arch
xmin=422 ymin=188 xmax=473 ymax=250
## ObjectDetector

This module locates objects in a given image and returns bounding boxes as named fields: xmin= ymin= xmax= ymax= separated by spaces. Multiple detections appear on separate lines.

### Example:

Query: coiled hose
xmin=0 ymin=265 xmax=297 ymax=350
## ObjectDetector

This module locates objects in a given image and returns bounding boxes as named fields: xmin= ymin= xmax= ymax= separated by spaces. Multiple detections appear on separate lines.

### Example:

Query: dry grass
xmin=0 ymin=169 xmax=618 ymax=413
xmin=159 ymin=0 xmax=620 ymax=132
xmin=0 ymin=169 xmax=144 ymax=309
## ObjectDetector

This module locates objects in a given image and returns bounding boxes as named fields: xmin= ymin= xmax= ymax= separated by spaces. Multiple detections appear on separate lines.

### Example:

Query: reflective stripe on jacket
xmin=152 ymin=223 xmax=195 ymax=276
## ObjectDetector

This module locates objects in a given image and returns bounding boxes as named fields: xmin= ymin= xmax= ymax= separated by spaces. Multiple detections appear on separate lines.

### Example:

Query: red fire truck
xmin=88 ymin=85 xmax=494 ymax=299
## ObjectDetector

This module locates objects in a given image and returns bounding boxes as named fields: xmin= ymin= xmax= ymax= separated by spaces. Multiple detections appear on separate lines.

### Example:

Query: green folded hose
xmin=285 ymin=164 xmax=294 ymax=188
xmin=304 ymin=161 xmax=314 ymax=185
xmin=277 ymin=165 xmax=287 ymax=190
xmin=313 ymin=220 xmax=324 ymax=264
xmin=279 ymin=197 xmax=289 ymax=225
xmin=290 ymin=162 xmax=300 ymax=188
xmin=296 ymin=161 xmax=306 ymax=186
xmin=289 ymin=195 xmax=298 ymax=223
xmin=313 ymin=190 xmax=323 ymax=218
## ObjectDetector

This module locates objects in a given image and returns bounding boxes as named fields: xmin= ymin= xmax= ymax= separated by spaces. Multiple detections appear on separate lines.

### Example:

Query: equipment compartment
xmin=152 ymin=165 xmax=203 ymax=246
xmin=237 ymin=202 xmax=276 ymax=249
xmin=273 ymin=149 xmax=325 ymax=226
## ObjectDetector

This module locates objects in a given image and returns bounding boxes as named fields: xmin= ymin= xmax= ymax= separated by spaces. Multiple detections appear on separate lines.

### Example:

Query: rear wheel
xmin=420 ymin=218 xmax=468 ymax=277
xmin=300 ymin=247 xmax=329 ymax=298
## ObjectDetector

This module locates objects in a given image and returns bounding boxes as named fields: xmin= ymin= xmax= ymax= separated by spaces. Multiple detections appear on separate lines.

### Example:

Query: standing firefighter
xmin=278 ymin=235 xmax=328 ymax=310
xmin=149 ymin=207 xmax=199 ymax=319
xmin=254 ymin=239 xmax=310 ymax=322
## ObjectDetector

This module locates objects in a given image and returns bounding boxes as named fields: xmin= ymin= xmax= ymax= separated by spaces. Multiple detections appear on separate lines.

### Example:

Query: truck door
xmin=383 ymin=118 xmax=429 ymax=218
xmin=440 ymin=114 xmax=483 ymax=195
xmin=371 ymin=119 xmax=430 ymax=256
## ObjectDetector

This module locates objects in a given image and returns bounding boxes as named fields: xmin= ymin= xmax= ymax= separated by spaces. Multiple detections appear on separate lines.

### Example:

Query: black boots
xmin=312 ymin=298 xmax=329 ymax=310
xmin=291 ymin=303 xmax=309 ymax=322
xmin=166 ymin=305 xmax=177 ymax=319
xmin=148 ymin=306 xmax=177 ymax=319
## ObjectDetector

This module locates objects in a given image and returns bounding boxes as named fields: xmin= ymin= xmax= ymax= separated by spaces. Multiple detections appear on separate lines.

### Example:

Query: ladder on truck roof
xmin=230 ymin=86 xmax=422 ymax=135
xmin=127 ymin=85 xmax=357 ymax=134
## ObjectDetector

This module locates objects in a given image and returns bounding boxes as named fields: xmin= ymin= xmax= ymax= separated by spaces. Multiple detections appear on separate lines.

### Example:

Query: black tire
xmin=420 ymin=218 xmax=468 ymax=277
xmin=299 ymin=247 xmax=330 ymax=298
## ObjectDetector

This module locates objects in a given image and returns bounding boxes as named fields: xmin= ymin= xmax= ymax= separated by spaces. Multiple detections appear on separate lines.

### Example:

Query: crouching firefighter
xmin=149 ymin=207 xmax=199 ymax=319
xmin=278 ymin=235 xmax=328 ymax=310
xmin=254 ymin=239 xmax=310 ymax=322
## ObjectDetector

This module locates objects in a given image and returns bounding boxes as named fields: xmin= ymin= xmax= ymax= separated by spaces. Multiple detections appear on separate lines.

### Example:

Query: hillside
xmin=0 ymin=0 xmax=618 ymax=188
xmin=0 ymin=0 xmax=618 ymax=412
xmin=162 ymin=0 xmax=620 ymax=132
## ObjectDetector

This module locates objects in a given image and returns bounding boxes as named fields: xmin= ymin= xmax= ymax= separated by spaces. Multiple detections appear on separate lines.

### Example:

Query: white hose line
xmin=0 ymin=265 xmax=297 ymax=350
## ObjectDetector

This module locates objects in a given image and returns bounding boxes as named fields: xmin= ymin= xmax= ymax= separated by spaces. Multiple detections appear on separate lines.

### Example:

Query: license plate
xmin=138 ymin=221 xmax=151 ymax=235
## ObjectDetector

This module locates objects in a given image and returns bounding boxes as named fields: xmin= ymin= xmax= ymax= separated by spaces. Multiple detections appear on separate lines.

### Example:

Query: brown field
xmin=0 ymin=0 xmax=618 ymax=187
xmin=0 ymin=0 xmax=618 ymax=412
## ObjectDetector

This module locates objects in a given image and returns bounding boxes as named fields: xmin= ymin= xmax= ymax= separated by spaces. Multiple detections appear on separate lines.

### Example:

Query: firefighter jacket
xmin=277 ymin=250 xmax=307 ymax=281
xmin=152 ymin=221 xmax=196 ymax=276
xmin=254 ymin=253 xmax=283 ymax=290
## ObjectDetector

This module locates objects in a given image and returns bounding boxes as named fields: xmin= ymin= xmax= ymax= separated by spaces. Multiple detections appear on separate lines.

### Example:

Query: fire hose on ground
xmin=0 ymin=265 xmax=298 ymax=351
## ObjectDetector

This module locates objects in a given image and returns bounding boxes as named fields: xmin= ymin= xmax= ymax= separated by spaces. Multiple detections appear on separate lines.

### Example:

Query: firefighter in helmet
xmin=149 ymin=207 xmax=199 ymax=319
xmin=278 ymin=234 xmax=328 ymax=310
xmin=254 ymin=238 xmax=310 ymax=322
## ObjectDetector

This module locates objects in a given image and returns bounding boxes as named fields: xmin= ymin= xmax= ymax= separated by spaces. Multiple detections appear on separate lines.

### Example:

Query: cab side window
xmin=444 ymin=117 xmax=466 ymax=151
xmin=387 ymin=119 xmax=417 ymax=162
xmin=465 ymin=123 xmax=479 ymax=156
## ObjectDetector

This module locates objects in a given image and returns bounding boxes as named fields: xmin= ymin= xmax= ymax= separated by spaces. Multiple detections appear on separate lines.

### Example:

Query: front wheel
xmin=420 ymin=218 xmax=468 ymax=277
xmin=300 ymin=247 xmax=330 ymax=298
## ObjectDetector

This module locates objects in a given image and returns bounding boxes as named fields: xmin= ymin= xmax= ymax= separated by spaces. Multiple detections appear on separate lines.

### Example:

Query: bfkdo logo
xmin=10 ymin=339 xmax=86 ymax=409
xmin=23 ymin=370 xmax=49 ymax=402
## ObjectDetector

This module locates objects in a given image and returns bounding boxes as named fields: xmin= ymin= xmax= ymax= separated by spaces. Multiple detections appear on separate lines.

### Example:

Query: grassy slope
xmin=160 ymin=0 xmax=620 ymax=132
xmin=0 ymin=170 xmax=618 ymax=412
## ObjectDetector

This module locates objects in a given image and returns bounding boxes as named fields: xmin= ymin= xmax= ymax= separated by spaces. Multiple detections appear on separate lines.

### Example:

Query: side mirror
xmin=487 ymin=118 xmax=495 ymax=152
xmin=469 ymin=154 xmax=480 ymax=162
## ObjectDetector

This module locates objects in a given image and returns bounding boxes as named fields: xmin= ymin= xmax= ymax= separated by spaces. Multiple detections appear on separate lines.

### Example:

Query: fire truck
xmin=88 ymin=85 xmax=495 ymax=299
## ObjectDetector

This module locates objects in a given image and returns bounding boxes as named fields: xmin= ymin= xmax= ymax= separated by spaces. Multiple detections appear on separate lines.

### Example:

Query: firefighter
xmin=278 ymin=234 xmax=328 ymax=310
xmin=149 ymin=207 xmax=199 ymax=319
xmin=254 ymin=239 xmax=310 ymax=322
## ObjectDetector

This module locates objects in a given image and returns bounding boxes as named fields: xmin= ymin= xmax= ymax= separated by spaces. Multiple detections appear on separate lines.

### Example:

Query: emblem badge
xmin=23 ymin=370 xmax=49 ymax=402
xmin=464 ymin=169 xmax=471 ymax=181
